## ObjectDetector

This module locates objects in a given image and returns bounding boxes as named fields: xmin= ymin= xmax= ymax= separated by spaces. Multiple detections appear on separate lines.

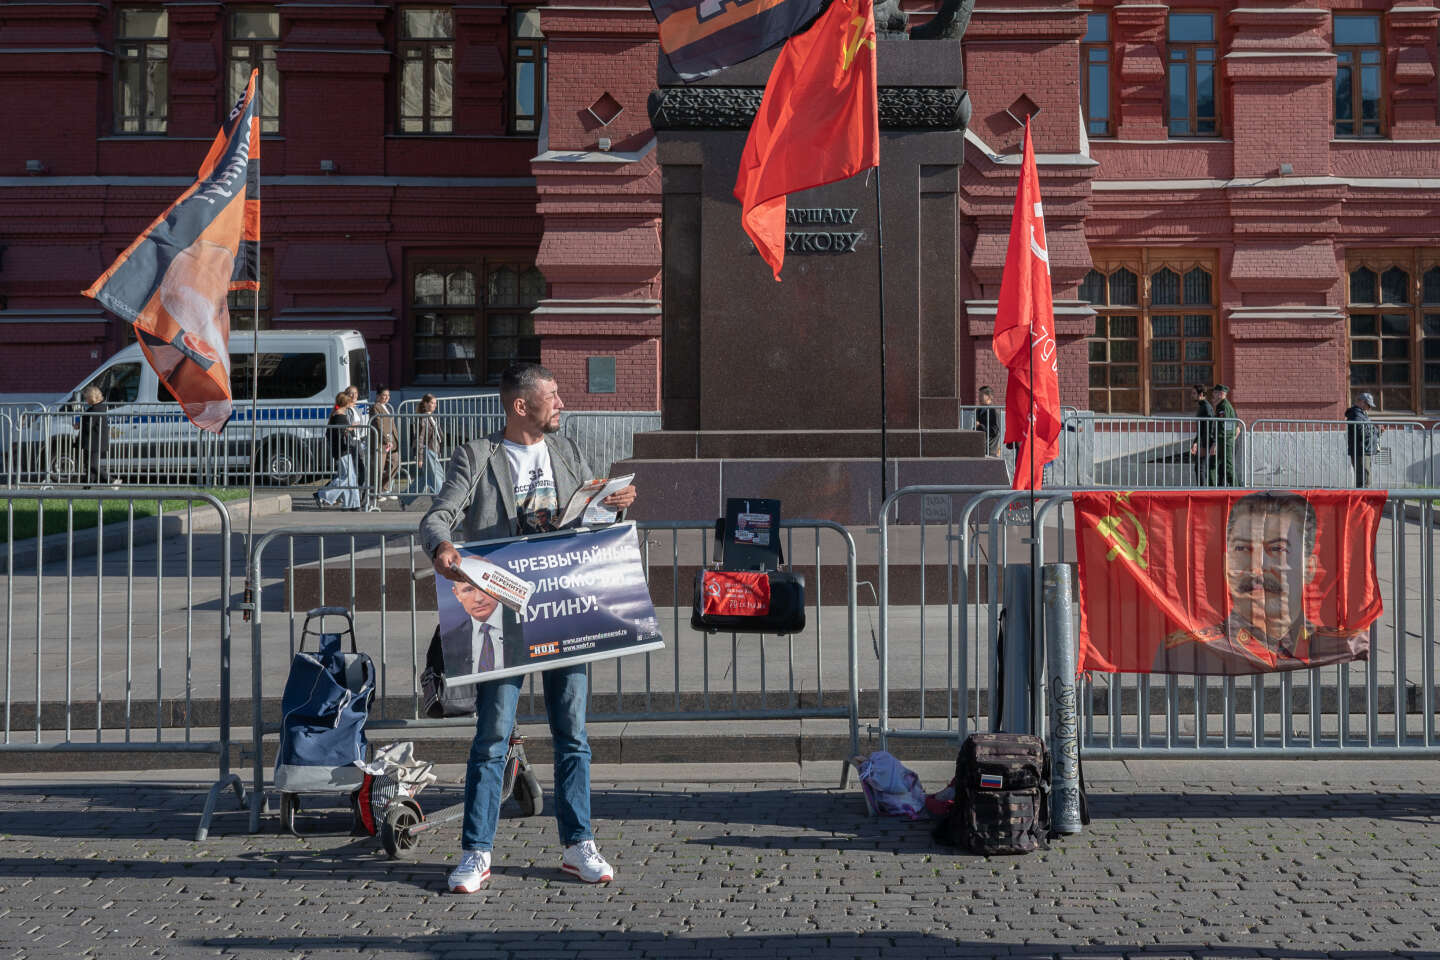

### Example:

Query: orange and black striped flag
xmin=651 ymin=0 xmax=827 ymax=82
xmin=83 ymin=70 xmax=262 ymax=434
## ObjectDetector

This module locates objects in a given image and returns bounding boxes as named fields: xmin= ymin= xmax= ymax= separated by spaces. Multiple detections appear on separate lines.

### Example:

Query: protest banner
xmin=437 ymin=522 xmax=663 ymax=686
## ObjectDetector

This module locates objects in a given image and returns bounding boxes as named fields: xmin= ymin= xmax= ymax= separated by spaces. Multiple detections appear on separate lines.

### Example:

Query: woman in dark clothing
xmin=315 ymin=392 xmax=361 ymax=509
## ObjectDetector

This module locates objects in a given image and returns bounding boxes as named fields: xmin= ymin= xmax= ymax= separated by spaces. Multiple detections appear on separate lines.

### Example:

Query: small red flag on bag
xmin=83 ymin=71 xmax=262 ymax=434
xmin=992 ymin=117 xmax=1061 ymax=489
xmin=732 ymin=0 xmax=880 ymax=281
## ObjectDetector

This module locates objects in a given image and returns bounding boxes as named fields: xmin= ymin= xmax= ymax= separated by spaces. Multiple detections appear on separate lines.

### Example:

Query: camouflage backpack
xmin=933 ymin=733 xmax=1050 ymax=855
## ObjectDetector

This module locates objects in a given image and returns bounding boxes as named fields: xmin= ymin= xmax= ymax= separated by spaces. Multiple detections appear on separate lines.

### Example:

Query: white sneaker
xmin=447 ymin=849 xmax=491 ymax=893
xmin=560 ymin=839 xmax=614 ymax=883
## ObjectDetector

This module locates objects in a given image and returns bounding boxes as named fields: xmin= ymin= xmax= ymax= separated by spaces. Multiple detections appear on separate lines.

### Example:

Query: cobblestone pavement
xmin=1 ymin=761 xmax=1438 ymax=959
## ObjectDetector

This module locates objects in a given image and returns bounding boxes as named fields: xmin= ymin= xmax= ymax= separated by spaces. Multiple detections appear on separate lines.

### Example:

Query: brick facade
xmin=3 ymin=0 xmax=1440 ymax=421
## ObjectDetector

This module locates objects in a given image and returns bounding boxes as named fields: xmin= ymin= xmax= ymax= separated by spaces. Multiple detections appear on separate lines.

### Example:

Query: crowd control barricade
xmin=244 ymin=518 xmax=861 ymax=832
xmin=0 ymin=489 xmax=243 ymax=838
xmin=397 ymin=393 xmax=503 ymax=423
xmin=1246 ymin=418 xmax=1431 ymax=490
xmin=874 ymin=483 xmax=1440 ymax=760
xmin=1058 ymin=414 xmax=1245 ymax=489
xmin=560 ymin=411 xmax=662 ymax=473
xmin=11 ymin=406 xmax=382 ymax=503
xmin=874 ymin=485 xmax=1028 ymax=751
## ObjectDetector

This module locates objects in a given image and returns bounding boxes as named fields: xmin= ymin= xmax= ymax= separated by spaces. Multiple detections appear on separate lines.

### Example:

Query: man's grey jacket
xmin=419 ymin=429 xmax=601 ymax=558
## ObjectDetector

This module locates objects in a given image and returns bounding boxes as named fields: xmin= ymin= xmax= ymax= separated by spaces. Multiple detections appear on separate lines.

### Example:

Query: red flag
xmin=992 ymin=118 xmax=1060 ymax=489
xmin=732 ymin=0 xmax=879 ymax=281
xmin=84 ymin=71 xmax=261 ymax=434
xmin=1073 ymin=490 xmax=1384 ymax=676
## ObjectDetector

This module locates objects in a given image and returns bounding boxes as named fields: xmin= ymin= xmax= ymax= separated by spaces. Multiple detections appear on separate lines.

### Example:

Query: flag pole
xmin=873 ymin=167 xmax=888 ymax=508
xmin=243 ymin=151 xmax=261 ymax=613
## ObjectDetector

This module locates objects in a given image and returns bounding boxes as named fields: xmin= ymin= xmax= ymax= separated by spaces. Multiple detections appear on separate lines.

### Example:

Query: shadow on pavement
xmin=192 ymin=935 xmax=1440 ymax=960
xmin=1 ymin=781 xmax=1437 ymax=849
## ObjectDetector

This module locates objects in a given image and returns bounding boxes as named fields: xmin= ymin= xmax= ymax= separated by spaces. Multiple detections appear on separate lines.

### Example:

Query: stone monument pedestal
xmin=625 ymin=32 xmax=992 ymax=525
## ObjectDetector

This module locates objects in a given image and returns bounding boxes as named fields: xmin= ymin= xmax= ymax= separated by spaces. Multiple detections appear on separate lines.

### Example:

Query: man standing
xmin=974 ymin=386 xmax=1002 ymax=457
xmin=1189 ymin=383 xmax=1214 ymax=486
xmin=1345 ymin=392 xmax=1383 ymax=488
xmin=420 ymin=362 xmax=636 ymax=894
xmin=1209 ymin=384 xmax=1241 ymax=487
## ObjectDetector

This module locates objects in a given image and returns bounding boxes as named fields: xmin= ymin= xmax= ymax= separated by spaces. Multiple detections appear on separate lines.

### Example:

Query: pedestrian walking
xmin=1345 ymin=391 xmax=1383 ymax=488
xmin=1210 ymin=384 xmax=1241 ymax=486
xmin=974 ymin=386 xmax=1002 ymax=457
xmin=1189 ymin=383 xmax=1215 ymax=486
xmin=373 ymin=387 xmax=400 ymax=500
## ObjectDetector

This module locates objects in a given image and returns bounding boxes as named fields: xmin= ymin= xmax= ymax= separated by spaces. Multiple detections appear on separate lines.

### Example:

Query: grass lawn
xmin=1 ymin=489 xmax=254 ymax=543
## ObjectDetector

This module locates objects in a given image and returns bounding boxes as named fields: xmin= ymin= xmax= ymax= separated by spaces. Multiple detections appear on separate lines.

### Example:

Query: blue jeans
xmin=461 ymin=664 xmax=592 ymax=851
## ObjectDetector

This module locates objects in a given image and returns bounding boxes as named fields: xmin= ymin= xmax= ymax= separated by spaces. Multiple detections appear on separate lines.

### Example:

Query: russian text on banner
xmin=991 ymin=117 xmax=1060 ymax=490
xmin=1074 ymin=490 xmax=1385 ymax=676
xmin=732 ymin=0 xmax=879 ymax=281
xmin=83 ymin=71 xmax=261 ymax=434
xmin=651 ymin=0 xmax=826 ymax=82
xmin=436 ymin=522 xmax=664 ymax=686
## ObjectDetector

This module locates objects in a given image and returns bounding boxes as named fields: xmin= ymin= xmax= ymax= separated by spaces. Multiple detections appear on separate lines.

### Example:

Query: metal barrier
xmin=1058 ymin=414 xmax=1246 ymax=488
xmin=560 ymin=411 xmax=662 ymax=472
xmin=0 ymin=488 xmax=244 ymax=838
xmin=397 ymin=393 xmax=502 ymax=422
xmin=875 ymin=483 xmax=1440 ymax=758
xmin=244 ymin=518 xmax=860 ymax=831
xmin=1244 ymin=418 xmax=1431 ymax=490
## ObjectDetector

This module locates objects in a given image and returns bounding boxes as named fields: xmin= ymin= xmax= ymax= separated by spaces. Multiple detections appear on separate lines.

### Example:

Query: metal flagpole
xmin=243 ymin=102 xmax=261 ymax=614
xmin=873 ymin=167 xmax=888 ymax=506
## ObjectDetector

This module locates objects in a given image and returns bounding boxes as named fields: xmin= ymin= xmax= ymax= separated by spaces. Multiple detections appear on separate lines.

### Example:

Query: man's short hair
xmin=500 ymin=362 xmax=556 ymax=408
xmin=1226 ymin=491 xmax=1317 ymax=555
xmin=978 ymin=386 xmax=993 ymax=400
xmin=81 ymin=386 xmax=103 ymax=404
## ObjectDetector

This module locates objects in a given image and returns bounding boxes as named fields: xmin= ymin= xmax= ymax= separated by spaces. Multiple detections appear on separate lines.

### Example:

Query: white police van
xmin=35 ymin=330 xmax=369 ymax=484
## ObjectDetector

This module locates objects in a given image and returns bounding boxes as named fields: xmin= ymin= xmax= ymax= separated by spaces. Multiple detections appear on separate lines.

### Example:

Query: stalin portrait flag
xmin=1074 ymin=490 xmax=1385 ymax=676
xmin=83 ymin=70 xmax=261 ymax=434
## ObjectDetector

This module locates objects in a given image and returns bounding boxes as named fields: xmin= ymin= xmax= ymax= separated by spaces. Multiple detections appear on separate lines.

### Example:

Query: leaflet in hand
xmin=558 ymin=473 xmax=635 ymax=528
xmin=455 ymin=556 xmax=535 ymax=614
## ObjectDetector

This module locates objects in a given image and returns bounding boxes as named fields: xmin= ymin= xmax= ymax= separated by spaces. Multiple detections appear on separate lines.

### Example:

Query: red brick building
xmin=2 ymin=1 xmax=1439 ymax=420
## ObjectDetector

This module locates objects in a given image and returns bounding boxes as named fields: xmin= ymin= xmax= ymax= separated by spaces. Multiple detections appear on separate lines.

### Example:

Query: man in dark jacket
xmin=76 ymin=385 xmax=111 ymax=486
xmin=1189 ymin=384 xmax=1214 ymax=486
xmin=1345 ymin=392 xmax=1383 ymax=488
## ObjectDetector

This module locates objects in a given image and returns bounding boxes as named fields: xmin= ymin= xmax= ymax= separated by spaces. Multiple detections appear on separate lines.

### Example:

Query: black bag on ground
xmin=933 ymin=732 xmax=1050 ymax=854
xmin=420 ymin=625 xmax=478 ymax=718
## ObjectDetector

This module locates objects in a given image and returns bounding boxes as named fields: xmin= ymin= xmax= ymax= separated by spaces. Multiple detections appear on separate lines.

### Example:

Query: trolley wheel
xmin=512 ymin=769 xmax=543 ymax=818
xmin=279 ymin=793 xmax=301 ymax=836
xmin=381 ymin=801 xmax=424 ymax=860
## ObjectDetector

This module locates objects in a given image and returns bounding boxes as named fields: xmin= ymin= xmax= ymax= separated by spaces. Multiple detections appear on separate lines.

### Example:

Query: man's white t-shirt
xmin=503 ymin=439 xmax=559 ymax=533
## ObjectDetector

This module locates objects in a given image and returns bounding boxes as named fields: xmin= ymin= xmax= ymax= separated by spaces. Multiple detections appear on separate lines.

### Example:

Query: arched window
xmin=1347 ymin=255 xmax=1440 ymax=412
xmin=1085 ymin=252 xmax=1217 ymax=413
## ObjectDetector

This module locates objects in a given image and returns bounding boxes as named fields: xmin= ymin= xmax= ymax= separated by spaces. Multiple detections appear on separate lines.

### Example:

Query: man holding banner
xmin=421 ymin=362 xmax=637 ymax=894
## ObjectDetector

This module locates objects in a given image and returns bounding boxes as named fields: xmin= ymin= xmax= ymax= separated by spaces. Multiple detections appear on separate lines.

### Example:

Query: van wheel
xmin=255 ymin=438 xmax=298 ymax=485
xmin=48 ymin=438 xmax=80 ymax=483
